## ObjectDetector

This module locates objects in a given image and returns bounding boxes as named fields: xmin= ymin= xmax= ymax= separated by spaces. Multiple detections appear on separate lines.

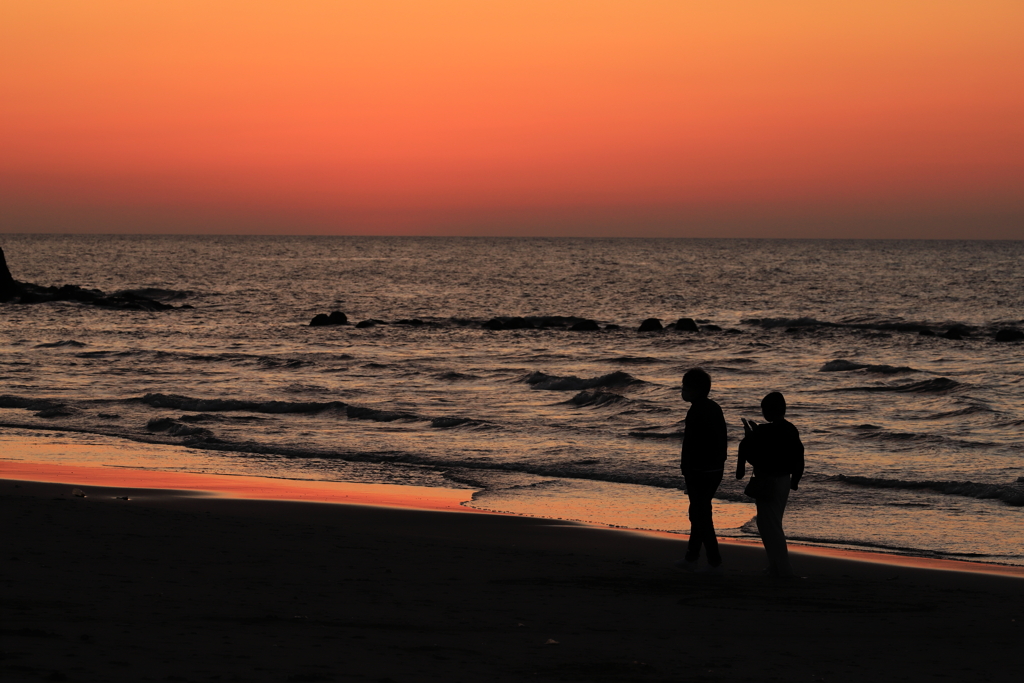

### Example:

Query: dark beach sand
xmin=2 ymin=463 xmax=1021 ymax=683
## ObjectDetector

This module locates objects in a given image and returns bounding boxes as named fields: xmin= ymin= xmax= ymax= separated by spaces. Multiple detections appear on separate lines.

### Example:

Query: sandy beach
xmin=3 ymin=462 xmax=1021 ymax=683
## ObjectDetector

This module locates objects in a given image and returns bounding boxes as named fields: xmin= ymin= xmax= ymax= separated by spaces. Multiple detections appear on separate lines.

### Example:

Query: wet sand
xmin=2 ymin=462 xmax=1021 ymax=682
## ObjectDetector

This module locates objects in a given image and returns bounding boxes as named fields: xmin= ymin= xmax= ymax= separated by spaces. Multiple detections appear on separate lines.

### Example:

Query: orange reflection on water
xmin=0 ymin=460 xmax=474 ymax=512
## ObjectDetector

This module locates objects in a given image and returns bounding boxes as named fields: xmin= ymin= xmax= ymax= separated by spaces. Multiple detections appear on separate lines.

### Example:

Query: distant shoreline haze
xmin=0 ymin=214 xmax=1021 ymax=240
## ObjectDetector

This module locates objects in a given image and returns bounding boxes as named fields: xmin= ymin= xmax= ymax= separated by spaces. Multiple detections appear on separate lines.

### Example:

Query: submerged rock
xmin=483 ymin=317 xmax=534 ymax=331
xmin=569 ymin=319 xmax=601 ymax=331
xmin=35 ymin=406 xmax=73 ymax=418
xmin=995 ymin=328 xmax=1024 ymax=342
xmin=820 ymin=359 xmax=868 ymax=372
xmin=310 ymin=311 xmax=348 ymax=326
xmin=146 ymin=417 xmax=178 ymax=432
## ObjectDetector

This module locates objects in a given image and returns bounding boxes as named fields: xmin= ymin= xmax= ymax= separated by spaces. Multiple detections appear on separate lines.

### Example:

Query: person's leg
xmin=754 ymin=495 xmax=774 ymax=575
xmin=683 ymin=473 xmax=707 ymax=563
xmin=685 ymin=470 xmax=723 ymax=565
xmin=755 ymin=475 xmax=792 ymax=576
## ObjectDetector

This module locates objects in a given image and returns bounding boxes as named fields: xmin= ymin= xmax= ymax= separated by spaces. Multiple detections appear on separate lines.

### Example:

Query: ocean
xmin=1 ymin=234 xmax=1022 ymax=565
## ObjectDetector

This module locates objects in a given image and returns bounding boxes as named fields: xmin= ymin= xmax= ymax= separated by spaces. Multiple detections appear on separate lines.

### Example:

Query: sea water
xmin=1 ymin=235 xmax=1022 ymax=564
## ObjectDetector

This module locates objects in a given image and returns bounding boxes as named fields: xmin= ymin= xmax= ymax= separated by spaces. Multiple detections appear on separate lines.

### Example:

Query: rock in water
xmin=673 ymin=317 xmax=699 ymax=332
xmin=483 ymin=316 xmax=534 ymax=331
xmin=637 ymin=318 xmax=663 ymax=332
xmin=503 ymin=317 xmax=533 ymax=330
xmin=310 ymin=311 xmax=348 ymax=326
xmin=995 ymin=328 xmax=1024 ymax=342
xmin=0 ymin=247 xmax=18 ymax=301
xmin=569 ymin=319 xmax=601 ymax=331
xmin=1 ymin=247 xmax=173 ymax=310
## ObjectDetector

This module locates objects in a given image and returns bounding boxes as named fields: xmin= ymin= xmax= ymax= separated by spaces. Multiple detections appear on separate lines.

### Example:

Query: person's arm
xmin=679 ymin=408 xmax=691 ymax=474
xmin=790 ymin=429 xmax=805 ymax=490
xmin=736 ymin=418 xmax=755 ymax=479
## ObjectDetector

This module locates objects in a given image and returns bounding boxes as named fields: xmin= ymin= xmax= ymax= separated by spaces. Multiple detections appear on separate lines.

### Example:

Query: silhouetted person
xmin=736 ymin=391 xmax=804 ymax=578
xmin=676 ymin=368 xmax=728 ymax=574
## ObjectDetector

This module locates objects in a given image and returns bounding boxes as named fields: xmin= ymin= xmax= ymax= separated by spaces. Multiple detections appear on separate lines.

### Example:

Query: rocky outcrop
xmin=995 ymin=328 xmax=1024 ymax=342
xmin=16 ymin=283 xmax=173 ymax=310
xmin=637 ymin=318 xmax=663 ymax=332
xmin=0 ymin=248 xmax=18 ymax=301
xmin=673 ymin=317 xmax=699 ymax=332
xmin=0 ymin=247 xmax=178 ymax=310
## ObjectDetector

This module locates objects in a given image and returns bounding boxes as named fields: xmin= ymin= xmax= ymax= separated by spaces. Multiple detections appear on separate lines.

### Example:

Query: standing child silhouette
xmin=676 ymin=368 xmax=728 ymax=574
xmin=736 ymin=391 xmax=805 ymax=578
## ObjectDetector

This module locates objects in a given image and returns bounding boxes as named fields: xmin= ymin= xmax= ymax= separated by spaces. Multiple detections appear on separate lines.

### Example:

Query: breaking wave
xmin=835 ymin=474 xmax=1024 ymax=506
xmin=745 ymin=317 xmax=958 ymax=334
xmin=833 ymin=378 xmax=961 ymax=393
xmin=33 ymin=340 xmax=87 ymax=349
xmin=140 ymin=393 xmax=345 ymax=414
xmin=820 ymin=359 xmax=916 ymax=373
xmin=520 ymin=370 xmax=641 ymax=391
xmin=434 ymin=371 xmax=480 ymax=381
xmin=627 ymin=429 xmax=682 ymax=440
xmin=562 ymin=390 xmax=633 ymax=408
xmin=115 ymin=287 xmax=190 ymax=301
xmin=921 ymin=404 xmax=994 ymax=419
xmin=429 ymin=417 xmax=491 ymax=429
xmin=139 ymin=393 xmax=422 ymax=423
xmin=257 ymin=357 xmax=312 ymax=370
xmin=595 ymin=356 xmax=660 ymax=365
xmin=0 ymin=395 xmax=66 ymax=412
xmin=850 ymin=430 xmax=946 ymax=444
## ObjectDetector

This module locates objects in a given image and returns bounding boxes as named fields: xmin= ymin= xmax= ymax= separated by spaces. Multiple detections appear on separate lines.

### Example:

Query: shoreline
xmin=5 ymin=458 xmax=1022 ymax=579
xmin=4 ymin=467 xmax=1022 ymax=682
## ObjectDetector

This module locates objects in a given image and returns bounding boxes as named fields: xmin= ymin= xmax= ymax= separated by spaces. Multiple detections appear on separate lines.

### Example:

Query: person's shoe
xmin=699 ymin=563 xmax=724 ymax=576
xmin=672 ymin=558 xmax=699 ymax=573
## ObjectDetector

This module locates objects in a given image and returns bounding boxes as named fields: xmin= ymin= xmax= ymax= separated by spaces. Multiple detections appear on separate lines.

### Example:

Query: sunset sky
xmin=2 ymin=1 xmax=1022 ymax=238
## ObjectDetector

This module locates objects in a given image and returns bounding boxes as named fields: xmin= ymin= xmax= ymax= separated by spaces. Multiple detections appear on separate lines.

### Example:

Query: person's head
xmin=761 ymin=391 xmax=787 ymax=422
xmin=681 ymin=368 xmax=711 ymax=402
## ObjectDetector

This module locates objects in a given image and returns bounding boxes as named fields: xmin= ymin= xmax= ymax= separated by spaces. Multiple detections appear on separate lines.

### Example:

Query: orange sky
xmin=1 ymin=1 xmax=1022 ymax=238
